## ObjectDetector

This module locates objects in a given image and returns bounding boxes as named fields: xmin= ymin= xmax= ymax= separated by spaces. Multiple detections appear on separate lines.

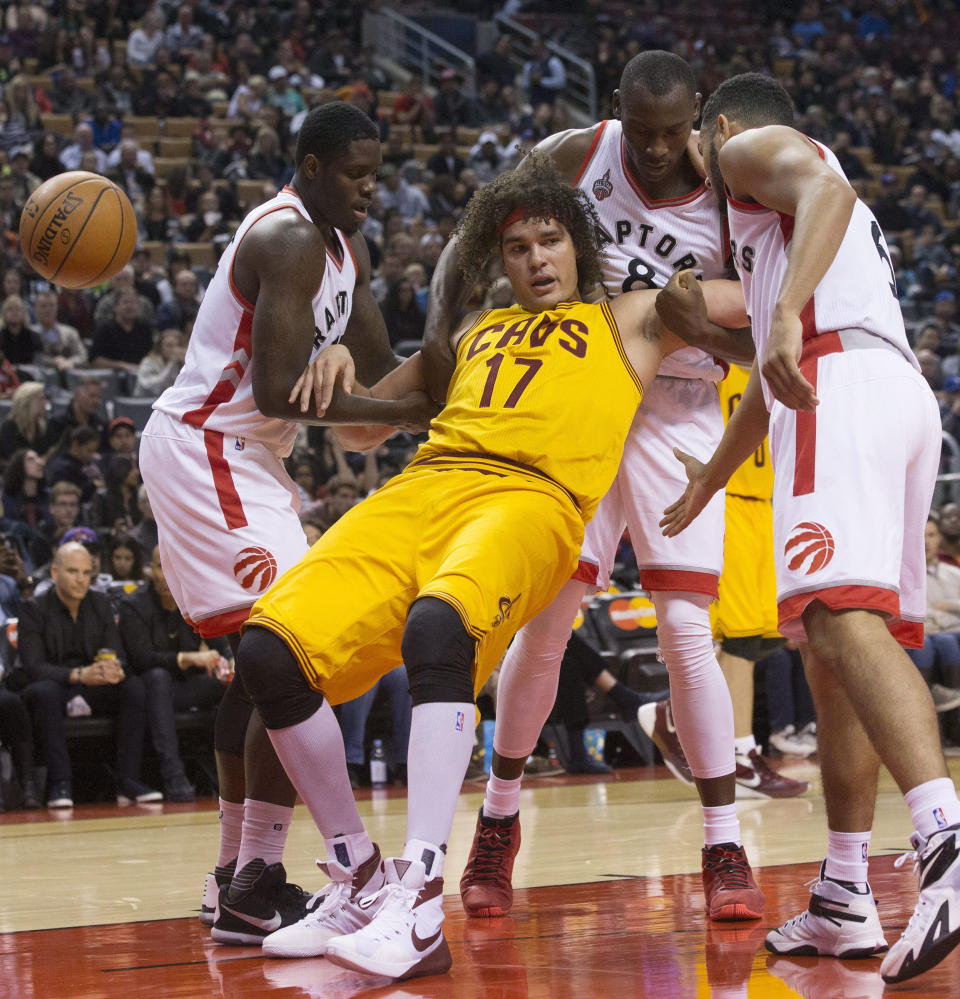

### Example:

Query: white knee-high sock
xmin=492 ymin=578 xmax=586 ymax=761
xmin=405 ymin=701 xmax=476 ymax=877
xmin=653 ymin=591 xmax=735 ymax=780
xmin=266 ymin=700 xmax=369 ymax=853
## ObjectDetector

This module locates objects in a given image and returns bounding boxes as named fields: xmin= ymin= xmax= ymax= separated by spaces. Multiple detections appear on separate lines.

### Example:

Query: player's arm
xmin=655 ymin=271 xmax=755 ymax=364
xmin=421 ymin=127 xmax=598 ymax=405
xmin=720 ymin=125 xmax=856 ymax=410
xmin=245 ymin=216 xmax=434 ymax=429
xmin=660 ymin=359 xmax=770 ymax=537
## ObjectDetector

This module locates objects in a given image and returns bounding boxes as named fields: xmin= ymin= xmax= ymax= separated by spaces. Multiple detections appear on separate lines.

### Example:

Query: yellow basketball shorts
xmin=712 ymin=494 xmax=780 ymax=640
xmin=245 ymin=464 xmax=583 ymax=705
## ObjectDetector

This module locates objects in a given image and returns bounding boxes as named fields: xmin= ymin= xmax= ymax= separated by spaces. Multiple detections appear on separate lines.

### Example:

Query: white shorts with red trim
xmin=140 ymin=410 xmax=309 ymax=637
xmin=769 ymin=334 xmax=939 ymax=648
xmin=576 ymin=376 xmax=725 ymax=596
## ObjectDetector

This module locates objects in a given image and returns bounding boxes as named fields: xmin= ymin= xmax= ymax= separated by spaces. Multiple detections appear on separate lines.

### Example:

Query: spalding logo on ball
xmin=233 ymin=546 xmax=278 ymax=592
xmin=19 ymin=171 xmax=138 ymax=289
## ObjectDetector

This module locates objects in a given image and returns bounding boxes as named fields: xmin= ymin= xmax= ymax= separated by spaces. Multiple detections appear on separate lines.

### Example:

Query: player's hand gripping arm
xmin=660 ymin=359 xmax=770 ymax=537
xmin=720 ymin=126 xmax=856 ymax=411
xmin=655 ymin=270 xmax=754 ymax=364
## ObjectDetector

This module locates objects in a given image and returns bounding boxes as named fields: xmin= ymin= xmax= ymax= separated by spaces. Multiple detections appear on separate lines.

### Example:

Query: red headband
xmin=496 ymin=207 xmax=531 ymax=236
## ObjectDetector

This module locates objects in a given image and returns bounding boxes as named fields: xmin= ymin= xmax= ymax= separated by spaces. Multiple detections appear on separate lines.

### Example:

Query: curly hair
xmin=453 ymin=151 xmax=604 ymax=297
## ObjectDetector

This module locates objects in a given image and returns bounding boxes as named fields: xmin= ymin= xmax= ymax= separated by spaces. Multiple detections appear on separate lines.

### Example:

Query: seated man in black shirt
xmin=91 ymin=287 xmax=155 ymax=375
xmin=45 ymin=426 xmax=101 ymax=505
xmin=18 ymin=542 xmax=160 ymax=808
xmin=119 ymin=546 xmax=231 ymax=802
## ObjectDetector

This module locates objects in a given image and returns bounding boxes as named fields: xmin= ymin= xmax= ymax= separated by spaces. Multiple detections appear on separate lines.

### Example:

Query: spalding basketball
xmin=19 ymin=171 xmax=138 ymax=289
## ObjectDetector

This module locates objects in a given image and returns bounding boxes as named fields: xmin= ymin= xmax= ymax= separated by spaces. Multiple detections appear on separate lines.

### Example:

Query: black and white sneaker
xmin=881 ymin=823 xmax=960 ymax=983
xmin=199 ymin=860 xmax=236 ymax=926
xmin=211 ymin=859 xmax=311 ymax=946
xmin=765 ymin=861 xmax=887 ymax=958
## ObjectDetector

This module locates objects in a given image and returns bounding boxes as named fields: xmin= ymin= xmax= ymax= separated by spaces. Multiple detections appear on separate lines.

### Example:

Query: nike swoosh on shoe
xmin=220 ymin=905 xmax=282 ymax=932
xmin=411 ymin=926 xmax=442 ymax=952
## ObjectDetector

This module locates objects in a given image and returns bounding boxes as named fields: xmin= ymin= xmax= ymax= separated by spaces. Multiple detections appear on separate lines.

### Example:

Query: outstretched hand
xmin=655 ymin=269 xmax=707 ymax=340
xmin=288 ymin=344 xmax=356 ymax=417
xmin=660 ymin=448 xmax=716 ymax=537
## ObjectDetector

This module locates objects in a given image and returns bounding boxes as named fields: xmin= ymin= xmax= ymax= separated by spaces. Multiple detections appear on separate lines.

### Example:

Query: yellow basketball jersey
xmin=720 ymin=363 xmax=773 ymax=500
xmin=414 ymin=301 xmax=644 ymax=522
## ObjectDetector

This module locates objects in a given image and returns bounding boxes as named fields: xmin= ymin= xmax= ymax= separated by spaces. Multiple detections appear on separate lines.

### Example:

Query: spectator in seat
xmin=45 ymin=426 xmax=100 ymax=505
xmin=100 ymin=416 xmax=138 ymax=463
xmin=434 ymin=69 xmax=477 ymax=130
xmin=40 ymin=481 xmax=83 ymax=550
xmin=59 ymin=121 xmax=105 ymax=173
xmin=135 ymin=328 xmax=186 ymax=400
xmin=380 ymin=276 xmax=425 ymax=347
xmin=89 ymin=454 xmax=141 ymax=534
xmin=0 ymin=383 xmax=56 ymax=462
xmin=105 ymin=139 xmax=156 ymax=212
xmin=30 ymin=132 xmax=65 ymax=181
xmin=120 ymin=546 xmax=230 ymax=802
xmin=127 ymin=8 xmax=166 ymax=67
xmin=522 ymin=39 xmax=566 ymax=106
xmin=376 ymin=163 xmax=429 ymax=224
xmin=91 ymin=288 xmax=155 ymax=375
xmin=32 ymin=291 xmax=87 ymax=372
xmin=426 ymin=131 xmax=466 ymax=179
xmin=0 ymin=295 xmax=42 ymax=366
xmin=3 ymin=448 xmax=51 ymax=534
xmin=156 ymin=271 xmax=201 ymax=335
xmin=106 ymin=533 xmax=144 ymax=583
xmin=391 ymin=73 xmax=435 ymax=143
xmin=18 ymin=541 xmax=160 ymax=809
xmin=47 ymin=378 xmax=104 ymax=447
xmin=130 ymin=485 xmax=158 ymax=555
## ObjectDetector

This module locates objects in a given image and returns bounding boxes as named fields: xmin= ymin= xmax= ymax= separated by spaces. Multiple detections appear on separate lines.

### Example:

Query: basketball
xmin=19 ymin=171 xmax=138 ymax=289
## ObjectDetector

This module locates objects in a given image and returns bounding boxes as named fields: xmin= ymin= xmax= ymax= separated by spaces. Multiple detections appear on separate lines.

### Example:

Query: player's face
xmin=500 ymin=217 xmax=579 ymax=312
xmin=309 ymin=138 xmax=381 ymax=234
xmin=617 ymin=84 xmax=699 ymax=188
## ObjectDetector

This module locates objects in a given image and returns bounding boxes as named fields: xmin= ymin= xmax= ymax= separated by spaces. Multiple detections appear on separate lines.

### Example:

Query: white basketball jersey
xmin=574 ymin=119 xmax=731 ymax=381
xmin=154 ymin=186 xmax=357 ymax=455
xmin=726 ymin=136 xmax=916 ymax=410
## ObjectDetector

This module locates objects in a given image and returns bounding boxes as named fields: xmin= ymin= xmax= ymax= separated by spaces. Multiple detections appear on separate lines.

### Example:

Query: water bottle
xmin=369 ymin=739 xmax=388 ymax=786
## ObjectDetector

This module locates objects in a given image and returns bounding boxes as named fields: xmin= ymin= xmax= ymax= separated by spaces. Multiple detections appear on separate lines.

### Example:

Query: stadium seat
xmin=110 ymin=396 xmax=156 ymax=431
xmin=164 ymin=117 xmax=200 ymax=138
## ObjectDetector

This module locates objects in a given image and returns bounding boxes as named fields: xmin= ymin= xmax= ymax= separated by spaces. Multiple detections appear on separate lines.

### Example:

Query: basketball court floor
xmin=3 ymin=756 xmax=959 ymax=998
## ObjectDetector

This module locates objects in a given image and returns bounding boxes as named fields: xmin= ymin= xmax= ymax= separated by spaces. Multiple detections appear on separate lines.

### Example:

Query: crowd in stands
xmin=2 ymin=0 xmax=960 ymax=807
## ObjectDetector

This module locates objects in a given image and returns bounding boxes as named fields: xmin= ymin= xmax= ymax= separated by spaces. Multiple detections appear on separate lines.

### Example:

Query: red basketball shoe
xmin=702 ymin=842 xmax=765 ymax=921
xmin=460 ymin=808 xmax=521 ymax=917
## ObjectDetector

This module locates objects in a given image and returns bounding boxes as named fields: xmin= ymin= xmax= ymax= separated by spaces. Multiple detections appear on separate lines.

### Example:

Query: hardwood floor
xmin=2 ymin=758 xmax=959 ymax=997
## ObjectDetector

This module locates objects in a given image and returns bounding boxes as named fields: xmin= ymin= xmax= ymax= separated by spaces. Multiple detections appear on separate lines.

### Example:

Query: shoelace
xmin=704 ymin=847 xmax=752 ymax=889
xmin=469 ymin=826 xmax=514 ymax=882
xmin=355 ymin=881 xmax=421 ymax=941
xmin=303 ymin=878 xmax=352 ymax=922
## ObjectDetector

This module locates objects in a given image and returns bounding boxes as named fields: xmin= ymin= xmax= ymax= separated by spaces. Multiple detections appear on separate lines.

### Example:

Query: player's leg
xmin=233 ymin=625 xmax=383 ymax=955
xmin=765 ymin=636 xmax=888 ymax=958
xmin=459 ymin=576 xmax=585 ymax=917
xmin=325 ymin=474 xmax=582 ymax=979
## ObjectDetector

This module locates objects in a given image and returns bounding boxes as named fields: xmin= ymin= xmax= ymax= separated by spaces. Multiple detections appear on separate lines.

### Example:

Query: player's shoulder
xmin=532 ymin=122 xmax=608 ymax=183
xmin=242 ymin=205 xmax=324 ymax=265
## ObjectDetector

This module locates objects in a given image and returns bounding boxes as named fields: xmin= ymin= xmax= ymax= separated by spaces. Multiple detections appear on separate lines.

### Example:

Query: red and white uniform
xmin=727 ymin=137 xmax=938 ymax=645
xmin=573 ymin=119 xmax=731 ymax=593
xmin=140 ymin=186 xmax=358 ymax=636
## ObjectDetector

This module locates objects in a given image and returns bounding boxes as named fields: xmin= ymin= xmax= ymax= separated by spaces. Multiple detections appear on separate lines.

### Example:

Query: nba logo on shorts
xmin=934 ymin=806 xmax=947 ymax=828
xmin=455 ymin=711 xmax=464 ymax=732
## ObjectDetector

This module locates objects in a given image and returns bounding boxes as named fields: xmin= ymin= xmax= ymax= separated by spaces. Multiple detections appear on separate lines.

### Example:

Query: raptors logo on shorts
xmin=784 ymin=522 xmax=836 ymax=575
xmin=233 ymin=546 xmax=278 ymax=592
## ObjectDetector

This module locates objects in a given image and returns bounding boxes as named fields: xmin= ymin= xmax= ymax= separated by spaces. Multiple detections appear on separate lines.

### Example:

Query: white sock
xmin=325 ymin=831 xmax=376 ymax=871
xmin=824 ymin=829 xmax=871 ymax=884
xmin=405 ymin=701 xmax=476 ymax=862
xmin=402 ymin=836 xmax=446 ymax=879
xmin=266 ymin=700 xmax=366 ymax=840
xmin=905 ymin=777 xmax=960 ymax=839
xmin=703 ymin=803 xmax=741 ymax=847
xmin=235 ymin=799 xmax=294 ymax=873
xmin=734 ymin=735 xmax=757 ymax=757
xmin=215 ymin=797 xmax=244 ymax=869
xmin=483 ymin=772 xmax=522 ymax=819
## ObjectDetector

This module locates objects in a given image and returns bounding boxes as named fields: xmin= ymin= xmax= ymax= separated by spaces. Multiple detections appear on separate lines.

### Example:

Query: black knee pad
xmin=401 ymin=597 xmax=476 ymax=705
xmin=214 ymin=670 xmax=254 ymax=756
xmin=758 ymin=636 xmax=787 ymax=657
xmin=720 ymin=634 xmax=764 ymax=661
xmin=235 ymin=626 xmax=325 ymax=729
